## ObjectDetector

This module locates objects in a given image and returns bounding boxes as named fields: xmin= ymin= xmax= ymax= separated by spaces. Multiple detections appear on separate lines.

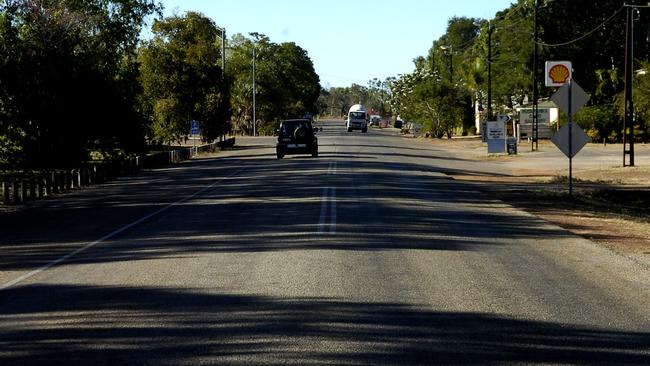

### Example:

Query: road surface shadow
xmin=1 ymin=284 xmax=648 ymax=365
xmin=0 ymin=156 xmax=575 ymax=271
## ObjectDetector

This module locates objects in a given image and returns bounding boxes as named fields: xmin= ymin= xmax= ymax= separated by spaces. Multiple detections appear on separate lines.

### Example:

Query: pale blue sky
xmin=156 ymin=0 xmax=515 ymax=88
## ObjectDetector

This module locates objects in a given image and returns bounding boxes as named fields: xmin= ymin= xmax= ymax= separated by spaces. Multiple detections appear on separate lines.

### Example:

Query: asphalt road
xmin=1 ymin=120 xmax=649 ymax=365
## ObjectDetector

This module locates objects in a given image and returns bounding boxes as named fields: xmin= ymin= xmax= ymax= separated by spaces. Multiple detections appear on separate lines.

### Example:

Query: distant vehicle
xmin=347 ymin=104 xmax=368 ymax=133
xmin=370 ymin=115 xmax=381 ymax=126
xmin=276 ymin=119 xmax=318 ymax=159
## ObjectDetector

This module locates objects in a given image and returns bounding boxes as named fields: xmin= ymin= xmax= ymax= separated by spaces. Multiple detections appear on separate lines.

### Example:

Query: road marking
xmin=328 ymin=161 xmax=337 ymax=175
xmin=318 ymin=188 xmax=329 ymax=234
xmin=317 ymin=187 xmax=337 ymax=235
xmin=318 ymin=162 xmax=338 ymax=234
xmin=0 ymin=166 xmax=246 ymax=291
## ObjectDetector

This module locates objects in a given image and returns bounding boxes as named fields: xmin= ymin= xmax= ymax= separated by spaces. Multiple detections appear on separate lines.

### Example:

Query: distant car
xmin=370 ymin=115 xmax=381 ymax=126
xmin=276 ymin=119 xmax=318 ymax=159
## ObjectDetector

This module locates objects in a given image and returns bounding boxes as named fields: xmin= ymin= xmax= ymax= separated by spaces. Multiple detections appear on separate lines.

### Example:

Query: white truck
xmin=346 ymin=104 xmax=368 ymax=133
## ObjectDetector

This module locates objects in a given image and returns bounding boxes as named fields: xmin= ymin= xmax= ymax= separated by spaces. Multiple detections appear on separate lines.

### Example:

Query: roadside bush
xmin=0 ymin=126 xmax=26 ymax=167
xmin=574 ymin=104 xmax=618 ymax=142
xmin=256 ymin=119 xmax=281 ymax=136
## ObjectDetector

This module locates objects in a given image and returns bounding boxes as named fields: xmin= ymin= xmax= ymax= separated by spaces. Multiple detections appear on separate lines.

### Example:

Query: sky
xmin=156 ymin=0 xmax=516 ymax=88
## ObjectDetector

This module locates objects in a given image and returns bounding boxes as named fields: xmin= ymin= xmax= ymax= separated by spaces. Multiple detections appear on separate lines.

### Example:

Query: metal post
xmin=220 ymin=27 xmax=226 ymax=78
xmin=487 ymin=22 xmax=493 ymax=121
xmin=532 ymin=0 xmax=539 ymax=151
xmin=252 ymin=47 xmax=257 ymax=137
xmin=2 ymin=181 xmax=8 ymax=205
xmin=29 ymin=178 xmax=36 ymax=199
xmin=623 ymin=5 xmax=635 ymax=167
xmin=568 ymin=80 xmax=573 ymax=196
xmin=449 ymin=46 xmax=453 ymax=84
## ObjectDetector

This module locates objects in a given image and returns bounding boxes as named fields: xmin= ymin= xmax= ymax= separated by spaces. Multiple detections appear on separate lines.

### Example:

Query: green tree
xmin=0 ymin=0 xmax=161 ymax=167
xmin=138 ymin=11 xmax=229 ymax=144
xmin=227 ymin=32 xmax=320 ymax=134
xmin=574 ymin=104 xmax=618 ymax=142
xmin=320 ymin=86 xmax=354 ymax=117
xmin=366 ymin=78 xmax=392 ymax=116
xmin=540 ymin=0 xmax=650 ymax=97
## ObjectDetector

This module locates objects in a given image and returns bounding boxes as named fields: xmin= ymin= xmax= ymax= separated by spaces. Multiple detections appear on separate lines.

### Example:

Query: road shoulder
xmin=407 ymin=136 xmax=650 ymax=269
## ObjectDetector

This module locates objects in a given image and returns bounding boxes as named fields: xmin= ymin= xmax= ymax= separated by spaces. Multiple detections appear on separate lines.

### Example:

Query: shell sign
xmin=545 ymin=61 xmax=572 ymax=87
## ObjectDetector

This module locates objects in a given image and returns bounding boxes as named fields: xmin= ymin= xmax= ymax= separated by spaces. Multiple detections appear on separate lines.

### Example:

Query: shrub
xmin=574 ymin=104 xmax=617 ymax=142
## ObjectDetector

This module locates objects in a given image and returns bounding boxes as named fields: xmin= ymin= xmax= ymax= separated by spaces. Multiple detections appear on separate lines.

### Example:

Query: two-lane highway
xmin=1 ymin=119 xmax=649 ymax=365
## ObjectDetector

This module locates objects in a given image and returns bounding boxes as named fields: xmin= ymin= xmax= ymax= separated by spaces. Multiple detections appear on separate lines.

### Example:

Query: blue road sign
xmin=191 ymin=120 xmax=200 ymax=135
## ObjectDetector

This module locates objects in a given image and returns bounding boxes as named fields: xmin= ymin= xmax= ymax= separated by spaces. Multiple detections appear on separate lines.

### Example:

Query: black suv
xmin=276 ymin=119 xmax=318 ymax=159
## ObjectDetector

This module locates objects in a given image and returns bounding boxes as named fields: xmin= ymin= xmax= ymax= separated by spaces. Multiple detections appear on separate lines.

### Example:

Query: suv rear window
xmin=281 ymin=120 xmax=311 ymax=134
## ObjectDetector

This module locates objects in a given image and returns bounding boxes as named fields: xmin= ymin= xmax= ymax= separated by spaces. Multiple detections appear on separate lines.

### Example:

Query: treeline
xmin=321 ymin=0 xmax=650 ymax=141
xmin=0 ymin=0 xmax=320 ymax=168
xmin=318 ymin=78 xmax=391 ymax=118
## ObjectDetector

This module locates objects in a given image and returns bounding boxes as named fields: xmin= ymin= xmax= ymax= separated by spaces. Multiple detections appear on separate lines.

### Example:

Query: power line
xmin=493 ymin=0 xmax=528 ymax=26
xmin=454 ymin=6 xmax=530 ymax=51
xmin=535 ymin=6 xmax=625 ymax=47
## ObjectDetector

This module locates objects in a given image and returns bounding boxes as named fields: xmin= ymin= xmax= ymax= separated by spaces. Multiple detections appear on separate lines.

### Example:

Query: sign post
xmin=568 ymin=82 xmax=573 ymax=194
xmin=550 ymin=78 xmax=590 ymax=196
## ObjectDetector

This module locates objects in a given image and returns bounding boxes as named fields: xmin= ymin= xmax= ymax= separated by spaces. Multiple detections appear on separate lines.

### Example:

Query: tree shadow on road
xmin=1 ymin=284 xmax=648 ymax=365
xmin=0 ymin=155 xmax=577 ymax=271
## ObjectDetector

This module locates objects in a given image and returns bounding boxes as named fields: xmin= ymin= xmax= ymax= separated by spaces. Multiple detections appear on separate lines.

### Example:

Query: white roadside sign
xmin=486 ymin=121 xmax=506 ymax=154
xmin=487 ymin=121 xmax=505 ymax=140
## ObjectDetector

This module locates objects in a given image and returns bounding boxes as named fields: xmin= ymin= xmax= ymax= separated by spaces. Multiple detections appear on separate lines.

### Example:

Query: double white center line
xmin=318 ymin=162 xmax=337 ymax=234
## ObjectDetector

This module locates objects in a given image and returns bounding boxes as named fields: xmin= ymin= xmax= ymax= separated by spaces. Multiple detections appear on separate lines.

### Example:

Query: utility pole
xmin=487 ymin=22 xmax=493 ymax=121
xmin=449 ymin=46 xmax=453 ymax=84
xmin=217 ymin=27 xmax=226 ymax=142
xmin=623 ymin=5 xmax=635 ymax=166
xmin=532 ymin=0 xmax=539 ymax=151
xmin=252 ymin=47 xmax=257 ymax=137
xmin=440 ymin=45 xmax=453 ymax=83
xmin=220 ymin=27 xmax=226 ymax=79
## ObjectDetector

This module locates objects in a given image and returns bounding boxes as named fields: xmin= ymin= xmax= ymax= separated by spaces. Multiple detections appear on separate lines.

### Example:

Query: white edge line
xmin=0 ymin=166 xmax=246 ymax=291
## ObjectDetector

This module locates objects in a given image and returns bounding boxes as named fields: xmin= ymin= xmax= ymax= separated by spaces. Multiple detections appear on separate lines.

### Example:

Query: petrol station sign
xmin=545 ymin=61 xmax=572 ymax=87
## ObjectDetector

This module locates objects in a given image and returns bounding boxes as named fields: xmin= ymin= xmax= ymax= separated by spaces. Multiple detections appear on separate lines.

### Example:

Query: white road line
xmin=318 ymin=162 xmax=338 ymax=234
xmin=330 ymin=188 xmax=337 ymax=234
xmin=318 ymin=187 xmax=329 ymax=234
xmin=0 ymin=167 xmax=246 ymax=291
xmin=326 ymin=161 xmax=337 ymax=175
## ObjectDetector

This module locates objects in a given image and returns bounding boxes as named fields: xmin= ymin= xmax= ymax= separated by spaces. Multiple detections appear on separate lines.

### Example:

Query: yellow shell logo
xmin=549 ymin=64 xmax=570 ymax=84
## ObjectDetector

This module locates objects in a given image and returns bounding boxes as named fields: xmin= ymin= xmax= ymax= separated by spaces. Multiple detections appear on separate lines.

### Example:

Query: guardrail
xmin=1 ymin=137 xmax=235 ymax=206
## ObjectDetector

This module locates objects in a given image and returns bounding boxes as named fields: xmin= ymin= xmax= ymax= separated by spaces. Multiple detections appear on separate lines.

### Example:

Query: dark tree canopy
xmin=0 ymin=0 xmax=162 ymax=167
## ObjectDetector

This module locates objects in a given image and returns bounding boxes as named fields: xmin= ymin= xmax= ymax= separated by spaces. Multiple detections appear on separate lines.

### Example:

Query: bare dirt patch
xmin=415 ymin=136 xmax=650 ymax=265
xmin=493 ymin=189 xmax=650 ymax=258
